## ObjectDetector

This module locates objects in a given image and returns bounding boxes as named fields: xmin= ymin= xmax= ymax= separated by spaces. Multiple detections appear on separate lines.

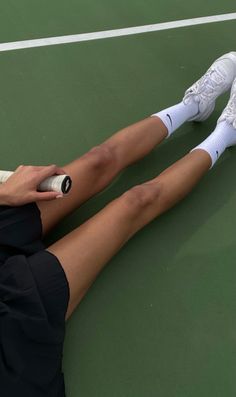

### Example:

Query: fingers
xmin=6 ymin=164 xmax=67 ymax=206
xmin=33 ymin=191 xmax=64 ymax=201
xmin=15 ymin=164 xmax=66 ymax=176
xmin=37 ymin=165 xmax=66 ymax=176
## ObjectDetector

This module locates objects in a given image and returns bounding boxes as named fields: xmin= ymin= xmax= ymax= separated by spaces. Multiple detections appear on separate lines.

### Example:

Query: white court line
xmin=0 ymin=12 xmax=236 ymax=52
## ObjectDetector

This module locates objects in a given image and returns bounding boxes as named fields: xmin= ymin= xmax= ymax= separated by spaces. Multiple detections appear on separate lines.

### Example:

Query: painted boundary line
xmin=0 ymin=13 xmax=236 ymax=52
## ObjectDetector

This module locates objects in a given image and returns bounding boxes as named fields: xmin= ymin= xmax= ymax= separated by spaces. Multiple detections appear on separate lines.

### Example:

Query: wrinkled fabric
xmin=0 ymin=203 xmax=69 ymax=396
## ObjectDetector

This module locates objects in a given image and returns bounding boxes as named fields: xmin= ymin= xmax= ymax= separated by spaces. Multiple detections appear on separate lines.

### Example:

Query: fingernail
xmin=56 ymin=195 xmax=63 ymax=199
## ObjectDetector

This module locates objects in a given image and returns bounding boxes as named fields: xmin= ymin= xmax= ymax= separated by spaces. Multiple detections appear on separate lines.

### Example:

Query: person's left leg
xmin=37 ymin=117 xmax=168 ymax=236
xmin=37 ymin=94 xmax=197 ymax=237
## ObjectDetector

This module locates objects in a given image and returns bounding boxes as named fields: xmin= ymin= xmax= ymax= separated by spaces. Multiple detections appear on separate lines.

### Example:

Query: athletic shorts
xmin=0 ymin=202 xmax=70 ymax=396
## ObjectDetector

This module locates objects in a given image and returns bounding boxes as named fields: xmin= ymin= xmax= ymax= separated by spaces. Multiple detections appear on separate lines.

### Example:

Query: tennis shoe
xmin=183 ymin=52 xmax=236 ymax=121
xmin=217 ymin=77 xmax=236 ymax=129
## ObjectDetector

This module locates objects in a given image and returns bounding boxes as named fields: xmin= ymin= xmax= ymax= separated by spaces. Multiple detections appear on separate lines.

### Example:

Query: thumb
xmin=34 ymin=191 xmax=64 ymax=201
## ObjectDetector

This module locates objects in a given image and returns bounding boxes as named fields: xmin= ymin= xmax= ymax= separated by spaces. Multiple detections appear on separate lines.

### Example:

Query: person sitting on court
xmin=0 ymin=51 xmax=236 ymax=396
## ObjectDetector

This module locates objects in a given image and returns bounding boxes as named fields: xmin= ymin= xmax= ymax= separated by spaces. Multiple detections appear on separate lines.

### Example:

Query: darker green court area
xmin=1 ymin=1 xmax=236 ymax=396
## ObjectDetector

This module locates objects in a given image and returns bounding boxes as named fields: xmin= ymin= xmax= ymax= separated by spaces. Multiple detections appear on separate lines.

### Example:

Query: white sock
xmin=151 ymin=101 xmax=198 ymax=137
xmin=191 ymin=121 xmax=236 ymax=167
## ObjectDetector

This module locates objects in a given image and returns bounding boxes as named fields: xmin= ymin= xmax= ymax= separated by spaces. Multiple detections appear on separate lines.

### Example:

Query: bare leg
xmin=46 ymin=149 xmax=211 ymax=319
xmin=37 ymin=117 xmax=167 ymax=236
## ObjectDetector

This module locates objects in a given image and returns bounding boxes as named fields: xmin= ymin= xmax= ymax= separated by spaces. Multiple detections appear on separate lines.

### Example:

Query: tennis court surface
xmin=1 ymin=1 xmax=236 ymax=396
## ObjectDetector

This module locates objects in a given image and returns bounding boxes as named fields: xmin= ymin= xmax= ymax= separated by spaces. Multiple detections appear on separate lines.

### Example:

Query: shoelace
xmin=185 ymin=67 xmax=226 ymax=104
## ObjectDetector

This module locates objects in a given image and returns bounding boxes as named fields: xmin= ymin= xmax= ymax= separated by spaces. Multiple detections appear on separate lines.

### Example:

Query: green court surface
xmin=1 ymin=1 xmax=236 ymax=396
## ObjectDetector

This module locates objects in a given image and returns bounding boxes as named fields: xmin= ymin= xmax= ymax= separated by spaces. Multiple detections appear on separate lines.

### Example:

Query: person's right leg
xmin=47 ymin=149 xmax=211 ymax=320
xmin=37 ymin=52 xmax=236 ymax=237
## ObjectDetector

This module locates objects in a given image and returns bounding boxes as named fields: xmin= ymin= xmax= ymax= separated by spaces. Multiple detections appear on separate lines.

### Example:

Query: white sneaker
xmin=183 ymin=52 xmax=236 ymax=121
xmin=218 ymin=77 xmax=236 ymax=129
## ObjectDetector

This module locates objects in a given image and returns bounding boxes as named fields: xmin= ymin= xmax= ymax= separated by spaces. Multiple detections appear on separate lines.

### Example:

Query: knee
xmin=83 ymin=143 xmax=116 ymax=170
xmin=121 ymin=182 xmax=162 ymax=214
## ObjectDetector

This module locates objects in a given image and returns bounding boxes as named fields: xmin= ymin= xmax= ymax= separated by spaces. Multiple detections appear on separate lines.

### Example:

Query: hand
xmin=0 ymin=164 xmax=67 ymax=207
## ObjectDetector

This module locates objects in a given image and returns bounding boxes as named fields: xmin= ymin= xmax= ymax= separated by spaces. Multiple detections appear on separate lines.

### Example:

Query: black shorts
xmin=0 ymin=202 xmax=70 ymax=396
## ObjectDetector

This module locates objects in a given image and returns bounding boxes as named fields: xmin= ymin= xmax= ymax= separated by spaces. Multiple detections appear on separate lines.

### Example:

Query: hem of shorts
xmin=33 ymin=202 xmax=70 ymax=310
xmin=44 ymin=249 xmax=70 ymax=309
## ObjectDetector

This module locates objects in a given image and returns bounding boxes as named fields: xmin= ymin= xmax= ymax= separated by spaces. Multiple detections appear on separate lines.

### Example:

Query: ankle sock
xmin=152 ymin=101 xmax=199 ymax=137
xmin=191 ymin=121 xmax=236 ymax=167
